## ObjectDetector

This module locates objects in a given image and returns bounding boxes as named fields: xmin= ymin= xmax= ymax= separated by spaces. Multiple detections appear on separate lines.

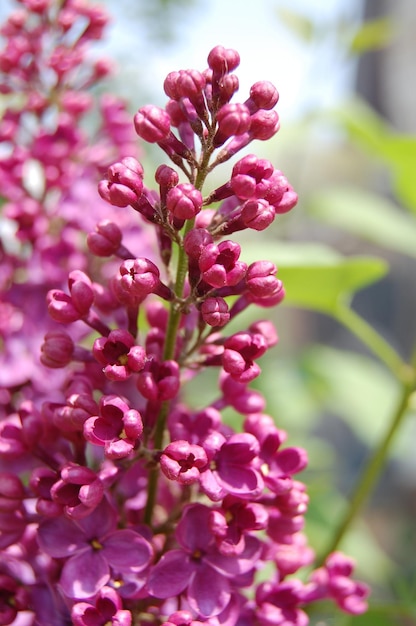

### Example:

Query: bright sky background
xmin=104 ymin=0 xmax=363 ymax=121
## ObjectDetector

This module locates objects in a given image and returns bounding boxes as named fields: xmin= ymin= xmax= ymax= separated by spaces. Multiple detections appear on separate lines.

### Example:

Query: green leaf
xmin=302 ymin=345 xmax=399 ymax=445
xmin=276 ymin=7 xmax=314 ymax=42
xmin=349 ymin=17 xmax=395 ymax=54
xmin=331 ymin=99 xmax=416 ymax=212
xmin=241 ymin=241 xmax=388 ymax=315
xmin=308 ymin=186 xmax=416 ymax=258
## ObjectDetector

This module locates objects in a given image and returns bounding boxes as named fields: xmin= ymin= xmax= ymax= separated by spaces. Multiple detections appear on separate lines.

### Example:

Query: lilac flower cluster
xmin=0 ymin=3 xmax=369 ymax=622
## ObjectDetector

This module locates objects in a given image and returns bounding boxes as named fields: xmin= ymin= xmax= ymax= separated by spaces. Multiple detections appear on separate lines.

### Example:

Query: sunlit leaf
xmin=301 ymin=345 xmax=399 ymax=445
xmin=307 ymin=186 xmax=416 ymax=258
xmin=276 ymin=7 xmax=314 ymax=42
xmin=332 ymin=99 xmax=416 ymax=212
xmin=242 ymin=241 xmax=388 ymax=315
xmin=349 ymin=17 xmax=395 ymax=54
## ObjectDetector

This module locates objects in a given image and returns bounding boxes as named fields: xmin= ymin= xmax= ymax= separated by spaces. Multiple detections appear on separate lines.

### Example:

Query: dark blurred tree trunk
xmin=357 ymin=0 xmax=416 ymax=132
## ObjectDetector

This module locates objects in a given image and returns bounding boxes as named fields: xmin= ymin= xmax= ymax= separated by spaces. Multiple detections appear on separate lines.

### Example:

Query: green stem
xmin=143 ymin=220 xmax=196 ymax=527
xmin=143 ymin=137 xmax=215 ymax=527
xmin=317 ymin=374 xmax=416 ymax=564
xmin=336 ymin=304 xmax=409 ymax=380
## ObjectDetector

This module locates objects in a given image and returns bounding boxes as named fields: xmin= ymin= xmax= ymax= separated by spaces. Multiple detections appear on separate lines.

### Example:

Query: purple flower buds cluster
xmin=0 ymin=19 xmax=369 ymax=626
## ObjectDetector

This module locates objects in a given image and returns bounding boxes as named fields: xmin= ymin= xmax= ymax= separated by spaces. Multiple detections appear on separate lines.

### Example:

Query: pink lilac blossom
xmin=0 ymin=14 xmax=370 ymax=625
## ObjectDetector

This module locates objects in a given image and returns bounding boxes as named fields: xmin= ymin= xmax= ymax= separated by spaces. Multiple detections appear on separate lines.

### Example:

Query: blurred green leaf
xmin=276 ymin=7 xmax=314 ymax=42
xmin=302 ymin=345 xmax=399 ymax=445
xmin=308 ymin=186 xmax=416 ymax=258
xmin=332 ymin=99 xmax=416 ymax=212
xmin=349 ymin=17 xmax=395 ymax=54
xmin=242 ymin=241 xmax=388 ymax=314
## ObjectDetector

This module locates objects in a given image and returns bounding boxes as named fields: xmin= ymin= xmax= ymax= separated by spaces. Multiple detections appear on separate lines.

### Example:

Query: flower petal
xmin=103 ymin=530 xmax=153 ymax=572
xmin=187 ymin=565 xmax=230 ymax=618
xmin=60 ymin=550 xmax=109 ymax=599
xmin=176 ymin=503 xmax=215 ymax=551
xmin=38 ymin=517 xmax=87 ymax=557
xmin=147 ymin=549 xmax=193 ymax=598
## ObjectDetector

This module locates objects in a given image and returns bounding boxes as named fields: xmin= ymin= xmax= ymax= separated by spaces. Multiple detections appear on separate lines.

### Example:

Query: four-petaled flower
xmin=148 ymin=503 xmax=262 ymax=617
xmin=38 ymin=499 xmax=153 ymax=598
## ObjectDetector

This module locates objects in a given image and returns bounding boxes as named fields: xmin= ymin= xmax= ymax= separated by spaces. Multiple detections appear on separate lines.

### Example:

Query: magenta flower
xmin=84 ymin=394 xmax=143 ymax=460
xmin=199 ymin=431 xmax=264 ymax=501
xmin=48 ymin=462 xmax=104 ymax=520
xmin=200 ymin=296 xmax=230 ymax=327
xmin=71 ymin=586 xmax=132 ymax=626
xmin=255 ymin=579 xmax=309 ymax=626
xmin=160 ymin=440 xmax=208 ymax=485
xmin=304 ymin=552 xmax=370 ymax=615
xmin=117 ymin=258 xmax=173 ymax=303
xmin=222 ymin=330 xmax=268 ymax=383
xmin=38 ymin=498 xmax=153 ymax=599
xmin=209 ymin=495 xmax=268 ymax=556
xmin=166 ymin=183 xmax=203 ymax=221
xmin=93 ymin=329 xmax=147 ymax=381
xmin=199 ymin=240 xmax=247 ymax=289
xmin=148 ymin=503 xmax=261 ymax=618
xmin=136 ymin=359 xmax=180 ymax=402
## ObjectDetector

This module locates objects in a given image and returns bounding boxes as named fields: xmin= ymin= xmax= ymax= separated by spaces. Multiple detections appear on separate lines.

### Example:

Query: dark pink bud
xmin=183 ymin=228 xmax=213 ymax=261
xmin=40 ymin=329 xmax=74 ymax=368
xmin=108 ymin=157 xmax=144 ymax=194
xmin=98 ymin=180 xmax=136 ymax=207
xmin=230 ymin=174 xmax=256 ymax=200
xmin=200 ymin=297 xmax=230 ymax=327
xmin=68 ymin=270 xmax=94 ymax=315
xmin=164 ymin=71 xmax=181 ymax=99
xmin=119 ymin=258 xmax=172 ymax=301
xmin=208 ymin=46 xmax=240 ymax=75
xmin=246 ymin=261 xmax=281 ymax=298
xmin=248 ymin=81 xmax=279 ymax=111
xmin=0 ymin=473 xmax=25 ymax=511
xmin=249 ymin=109 xmax=280 ymax=140
xmin=137 ymin=360 xmax=180 ymax=402
xmin=155 ymin=164 xmax=179 ymax=189
xmin=166 ymin=183 xmax=203 ymax=220
xmin=250 ymin=320 xmax=278 ymax=348
xmin=87 ymin=220 xmax=123 ymax=257
xmin=177 ymin=69 xmax=206 ymax=101
xmin=160 ymin=440 xmax=208 ymax=485
xmin=222 ymin=331 xmax=268 ymax=383
xmin=134 ymin=105 xmax=171 ymax=143
xmin=214 ymin=103 xmax=251 ymax=147
xmin=241 ymin=199 xmax=275 ymax=230
xmin=47 ymin=290 xmax=80 ymax=323
xmin=119 ymin=258 xmax=160 ymax=295
xmin=275 ymin=186 xmax=298 ymax=214
xmin=93 ymin=329 xmax=147 ymax=381
xmin=199 ymin=240 xmax=246 ymax=288
xmin=216 ymin=73 xmax=239 ymax=106
xmin=232 ymin=154 xmax=274 ymax=181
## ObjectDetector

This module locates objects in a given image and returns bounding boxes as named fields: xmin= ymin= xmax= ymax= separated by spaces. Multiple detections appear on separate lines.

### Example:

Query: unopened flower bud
xmin=166 ymin=183 xmax=203 ymax=220
xmin=40 ymin=329 xmax=74 ymax=368
xmin=134 ymin=105 xmax=171 ymax=143
xmin=208 ymin=45 xmax=240 ymax=75
xmin=249 ymin=109 xmax=280 ymax=140
xmin=247 ymin=81 xmax=279 ymax=112
xmin=200 ymin=297 xmax=230 ymax=327
xmin=214 ymin=103 xmax=251 ymax=147
xmin=160 ymin=440 xmax=208 ymax=485
xmin=87 ymin=220 xmax=123 ymax=257
xmin=241 ymin=199 xmax=275 ymax=231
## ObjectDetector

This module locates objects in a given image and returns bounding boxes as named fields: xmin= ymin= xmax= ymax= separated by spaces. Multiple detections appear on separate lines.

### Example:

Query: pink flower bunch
xmin=0 ymin=0 xmax=144 ymax=393
xmin=0 ymin=10 xmax=369 ymax=625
